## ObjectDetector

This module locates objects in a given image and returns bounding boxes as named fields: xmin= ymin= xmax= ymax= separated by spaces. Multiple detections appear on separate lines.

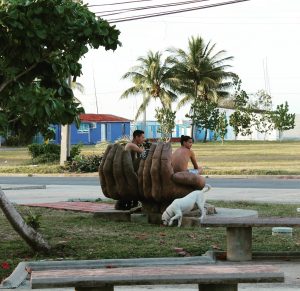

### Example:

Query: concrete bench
xmin=30 ymin=264 xmax=283 ymax=291
xmin=201 ymin=217 xmax=300 ymax=261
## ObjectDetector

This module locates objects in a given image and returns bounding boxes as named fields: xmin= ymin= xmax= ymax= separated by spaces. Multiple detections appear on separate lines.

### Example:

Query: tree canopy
xmin=0 ymin=0 xmax=120 ymax=143
xmin=121 ymin=51 xmax=177 ymax=120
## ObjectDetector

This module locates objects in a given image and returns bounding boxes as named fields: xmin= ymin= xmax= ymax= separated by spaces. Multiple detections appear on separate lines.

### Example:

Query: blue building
xmin=53 ymin=114 xmax=131 ymax=145
xmin=134 ymin=120 xmax=217 ymax=141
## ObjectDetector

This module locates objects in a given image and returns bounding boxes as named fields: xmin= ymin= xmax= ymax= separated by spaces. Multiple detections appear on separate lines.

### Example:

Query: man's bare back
xmin=171 ymin=147 xmax=192 ymax=172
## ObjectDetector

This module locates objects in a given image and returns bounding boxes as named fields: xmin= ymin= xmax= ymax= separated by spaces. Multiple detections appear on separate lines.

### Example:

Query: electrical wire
xmin=95 ymin=0 xmax=211 ymax=17
xmin=88 ymin=0 xmax=154 ymax=8
xmin=94 ymin=0 xmax=250 ymax=23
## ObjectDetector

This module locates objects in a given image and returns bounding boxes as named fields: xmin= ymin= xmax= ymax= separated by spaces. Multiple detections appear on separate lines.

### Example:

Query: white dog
xmin=161 ymin=184 xmax=211 ymax=227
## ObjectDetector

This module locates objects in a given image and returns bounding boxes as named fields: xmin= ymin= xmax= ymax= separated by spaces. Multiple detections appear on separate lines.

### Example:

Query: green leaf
xmin=36 ymin=29 xmax=47 ymax=39
xmin=58 ymin=87 xmax=64 ymax=96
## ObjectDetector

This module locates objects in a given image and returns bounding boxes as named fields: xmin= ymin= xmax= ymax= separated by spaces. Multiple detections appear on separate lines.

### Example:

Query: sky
xmin=77 ymin=0 xmax=300 ymax=121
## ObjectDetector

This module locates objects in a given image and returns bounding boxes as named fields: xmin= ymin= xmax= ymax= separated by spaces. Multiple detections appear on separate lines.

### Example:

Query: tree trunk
xmin=191 ymin=123 xmax=195 ymax=142
xmin=203 ymin=128 xmax=208 ymax=143
xmin=0 ymin=188 xmax=51 ymax=253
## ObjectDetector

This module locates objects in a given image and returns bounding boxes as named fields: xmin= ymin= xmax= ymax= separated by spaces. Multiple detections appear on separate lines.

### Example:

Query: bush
xmin=28 ymin=144 xmax=43 ymax=158
xmin=70 ymin=143 xmax=83 ymax=160
xmin=4 ymin=136 xmax=22 ymax=146
xmin=28 ymin=143 xmax=60 ymax=163
xmin=24 ymin=210 xmax=42 ymax=230
xmin=32 ymin=153 xmax=60 ymax=164
xmin=65 ymin=154 xmax=102 ymax=172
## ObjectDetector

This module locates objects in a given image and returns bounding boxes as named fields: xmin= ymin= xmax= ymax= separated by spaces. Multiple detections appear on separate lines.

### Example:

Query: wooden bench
xmin=201 ymin=217 xmax=300 ymax=261
xmin=30 ymin=264 xmax=283 ymax=291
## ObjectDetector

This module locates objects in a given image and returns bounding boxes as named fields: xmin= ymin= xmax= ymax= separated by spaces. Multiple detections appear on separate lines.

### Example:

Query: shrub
xmin=4 ymin=136 xmax=21 ymax=146
xmin=69 ymin=143 xmax=83 ymax=160
xmin=65 ymin=154 xmax=102 ymax=172
xmin=32 ymin=153 xmax=60 ymax=164
xmin=28 ymin=143 xmax=60 ymax=163
xmin=24 ymin=211 xmax=42 ymax=230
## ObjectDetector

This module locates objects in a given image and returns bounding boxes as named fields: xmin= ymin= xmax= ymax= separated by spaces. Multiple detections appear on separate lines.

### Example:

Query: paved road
xmin=1 ymin=176 xmax=300 ymax=189
xmin=0 ymin=175 xmax=300 ymax=205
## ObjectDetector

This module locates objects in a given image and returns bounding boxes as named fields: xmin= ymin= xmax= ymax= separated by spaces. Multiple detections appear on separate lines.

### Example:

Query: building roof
xmin=80 ymin=114 xmax=131 ymax=123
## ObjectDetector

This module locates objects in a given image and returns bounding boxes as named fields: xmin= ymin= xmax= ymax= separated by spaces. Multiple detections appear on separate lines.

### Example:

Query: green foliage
xmin=229 ymin=77 xmax=253 ymax=138
xmin=65 ymin=154 xmax=102 ymax=172
xmin=28 ymin=143 xmax=60 ymax=163
xmin=168 ymin=36 xmax=234 ymax=140
xmin=214 ymin=112 xmax=228 ymax=144
xmin=251 ymin=90 xmax=273 ymax=111
xmin=0 ymin=0 xmax=120 ymax=140
xmin=70 ymin=143 xmax=83 ymax=160
xmin=229 ymin=110 xmax=253 ymax=138
xmin=187 ymin=99 xmax=219 ymax=142
xmin=271 ymin=101 xmax=295 ymax=140
xmin=155 ymin=107 xmax=176 ymax=142
xmin=32 ymin=153 xmax=59 ymax=164
xmin=3 ymin=136 xmax=22 ymax=146
xmin=24 ymin=210 xmax=42 ymax=230
xmin=28 ymin=143 xmax=60 ymax=158
xmin=253 ymin=113 xmax=274 ymax=138
xmin=121 ymin=51 xmax=177 ymax=120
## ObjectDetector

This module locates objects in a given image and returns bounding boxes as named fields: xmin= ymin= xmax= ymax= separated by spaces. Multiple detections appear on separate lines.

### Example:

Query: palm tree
xmin=167 ymin=36 xmax=234 ymax=140
xmin=121 ymin=51 xmax=178 ymax=126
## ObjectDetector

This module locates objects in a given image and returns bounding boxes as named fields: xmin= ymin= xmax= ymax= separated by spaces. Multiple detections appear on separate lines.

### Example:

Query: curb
xmin=0 ymin=173 xmax=300 ymax=179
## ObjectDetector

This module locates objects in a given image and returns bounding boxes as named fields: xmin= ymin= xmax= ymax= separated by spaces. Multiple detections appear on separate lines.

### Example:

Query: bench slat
xmin=201 ymin=217 xmax=300 ymax=227
xmin=30 ymin=264 xmax=283 ymax=289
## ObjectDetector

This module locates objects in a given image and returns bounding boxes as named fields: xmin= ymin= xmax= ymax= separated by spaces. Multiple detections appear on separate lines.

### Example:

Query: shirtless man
xmin=125 ymin=129 xmax=145 ymax=157
xmin=172 ymin=135 xmax=205 ymax=189
xmin=115 ymin=129 xmax=145 ymax=211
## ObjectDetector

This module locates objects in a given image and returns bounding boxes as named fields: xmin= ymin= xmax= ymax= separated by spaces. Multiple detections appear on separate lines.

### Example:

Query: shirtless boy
xmin=172 ymin=135 xmax=205 ymax=189
xmin=116 ymin=130 xmax=145 ymax=210
xmin=172 ymin=135 xmax=203 ymax=173
xmin=125 ymin=129 xmax=145 ymax=156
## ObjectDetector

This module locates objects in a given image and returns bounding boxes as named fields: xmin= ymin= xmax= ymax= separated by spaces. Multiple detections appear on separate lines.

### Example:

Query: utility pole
xmin=143 ymin=94 xmax=146 ymax=133
xmin=60 ymin=77 xmax=72 ymax=166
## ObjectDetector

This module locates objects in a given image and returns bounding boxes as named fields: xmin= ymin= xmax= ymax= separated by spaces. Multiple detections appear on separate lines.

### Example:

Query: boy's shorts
xmin=188 ymin=169 xmax=199 ymax=174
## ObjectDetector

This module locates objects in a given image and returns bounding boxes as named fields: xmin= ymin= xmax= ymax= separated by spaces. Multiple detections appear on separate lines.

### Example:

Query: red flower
xmin=1 ymin=262 xmax=10 ymax=270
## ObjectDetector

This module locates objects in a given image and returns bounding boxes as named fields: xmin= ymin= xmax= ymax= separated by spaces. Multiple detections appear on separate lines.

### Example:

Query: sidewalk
xmin=2 ymin=184 xmax=300 ymax=204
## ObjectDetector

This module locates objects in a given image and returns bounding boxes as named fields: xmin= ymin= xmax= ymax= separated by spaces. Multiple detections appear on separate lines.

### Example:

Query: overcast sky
xmin=77 ymin=0 xmax=300 ymax=121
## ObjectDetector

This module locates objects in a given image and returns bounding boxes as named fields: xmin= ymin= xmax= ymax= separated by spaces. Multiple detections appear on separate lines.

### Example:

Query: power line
xmin=95 ymin=0 xmax=211 ymax=17
xmin=88 ymin=0 xmax=154 ymax=8
xmin=95 ymin=0 xmax=250 ymax=23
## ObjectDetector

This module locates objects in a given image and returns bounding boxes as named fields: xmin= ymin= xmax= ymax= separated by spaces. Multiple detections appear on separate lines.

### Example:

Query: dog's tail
xmin=203 ymin=184 xmax=212 ymax=193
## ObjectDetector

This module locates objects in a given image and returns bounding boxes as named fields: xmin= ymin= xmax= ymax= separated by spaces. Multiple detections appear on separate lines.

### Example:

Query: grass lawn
xmin=0 ymin=201 xmax=300 ymax=281
xmin=1 ymin=140 xmax=300 ymax=175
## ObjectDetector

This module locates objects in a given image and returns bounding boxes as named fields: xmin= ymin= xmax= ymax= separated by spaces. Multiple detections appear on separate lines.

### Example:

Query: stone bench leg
xmin=198 ymin=284 xmax=237 ymax=291
xmin=226 ymin=227 xmax=252 ymax=261
xmin=76 ymin=286 xmax=114 ymax=291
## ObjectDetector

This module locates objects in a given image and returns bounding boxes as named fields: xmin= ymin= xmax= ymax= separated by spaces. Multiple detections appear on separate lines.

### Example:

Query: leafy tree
xmin=229 ymin=76 xmax=253 ymax=139
xmin=271 ymin=101 xmax=295 ymax=140
xmin=155 ymin=107 xmax=176 ymax=142
xmin=186 ymin=99 xmax=219 ymax=142
xmin=0 ymin=0 xmax=120 ymax=142
xmin=0 ymin=0 xmax=120 ymax=253
xmin=249 ymin=90 xmax=274 ymax=139
xmin=229 ymin=110 xmax=253 ymax=139
xmin=167 ymin=36 xmax=234 ymax=139
xmin=121 ymin=51 xmax=177 ymax=120
xmin=251 ymin=90 xmax=273 ymax=111
xmin=252 ymin=113 xmax=274 ymax=140
xmin=215 ymin=111 xmax=228 ymax=144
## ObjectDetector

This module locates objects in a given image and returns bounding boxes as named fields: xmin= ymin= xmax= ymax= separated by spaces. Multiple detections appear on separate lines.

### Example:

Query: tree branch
xmin=0 ymin=63 xmax=38 ymax=93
